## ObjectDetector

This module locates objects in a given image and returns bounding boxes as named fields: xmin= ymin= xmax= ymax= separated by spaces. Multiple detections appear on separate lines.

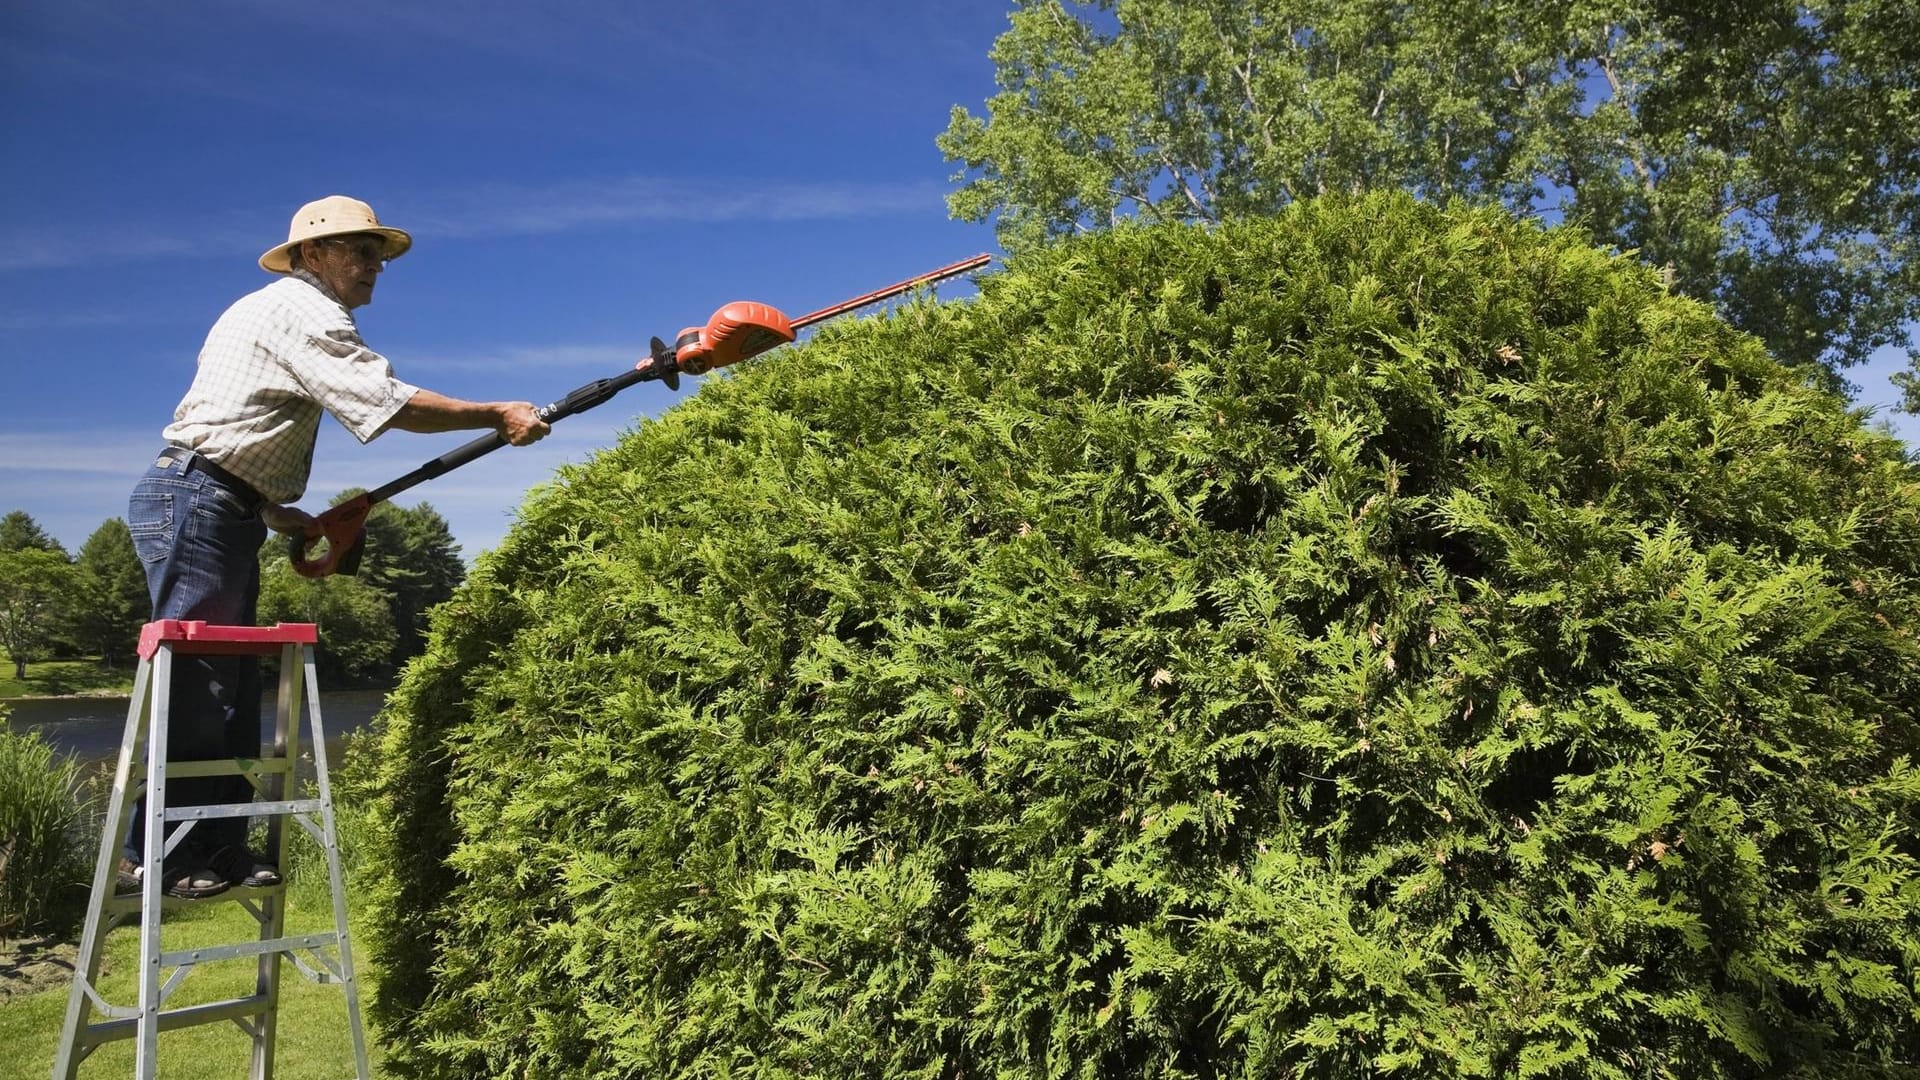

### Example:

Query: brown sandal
xmin=209 ymin=845 xmax=281 ymax=888
xmin=162 ymin=860 xmax=229 ymax=900
xmin=114 ymin=856 xmax=228 ymax=899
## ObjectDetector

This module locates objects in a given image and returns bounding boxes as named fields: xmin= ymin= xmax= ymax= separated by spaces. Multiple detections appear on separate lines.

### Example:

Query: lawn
xmin=0 ymin=654 xmax=133 ymax=699
xmin=1 ymin=898 xmax=385 ymax=1078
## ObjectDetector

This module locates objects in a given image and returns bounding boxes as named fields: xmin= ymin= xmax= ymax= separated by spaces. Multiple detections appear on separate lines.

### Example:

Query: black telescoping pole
xmin=362 ymin=357 xmax=672 ymax=508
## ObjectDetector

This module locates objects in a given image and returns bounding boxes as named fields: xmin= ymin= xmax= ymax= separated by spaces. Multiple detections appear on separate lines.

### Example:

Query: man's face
xmin=302 ymin=233 xmax=387 ymax=309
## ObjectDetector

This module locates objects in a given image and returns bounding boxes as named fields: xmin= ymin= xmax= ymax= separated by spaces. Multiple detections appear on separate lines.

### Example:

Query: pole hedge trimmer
xmin=289 ymin=253 xmax=992 ymax=578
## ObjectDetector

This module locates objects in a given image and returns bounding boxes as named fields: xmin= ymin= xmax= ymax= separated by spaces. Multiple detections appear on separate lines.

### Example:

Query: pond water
xmin=6 ymin=687 xmax=391 ymax=773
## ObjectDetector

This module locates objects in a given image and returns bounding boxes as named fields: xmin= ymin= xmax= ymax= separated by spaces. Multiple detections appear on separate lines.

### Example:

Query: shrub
xmin=365 ymin=193 xmax=1920 ymax=1078
xmin=0 ymin=718 xmax=93 ymax=937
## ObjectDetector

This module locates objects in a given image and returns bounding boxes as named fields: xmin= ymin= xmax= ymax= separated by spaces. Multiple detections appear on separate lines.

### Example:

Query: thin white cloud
xmin=0 ymin=308 xmax=146 ymax=331
xmin=392 ymin=343 xmax=645 ymax=374
xmin=0 ymin=229 xmax=211 ymax=273
xmin=394 ymin=177 xmax=948 ymax=239
xmin=0 ymin=431 xmax=160 ymax=475
xmin=0 ymin=176 xmax=948 ymax=273
xmin=0 ymin=430 xmax=162 ymax=551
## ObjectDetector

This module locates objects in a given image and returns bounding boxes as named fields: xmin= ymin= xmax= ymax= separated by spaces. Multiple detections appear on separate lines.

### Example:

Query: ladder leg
xmin=52 ymin=656 xmax=154 ymax=1080
xmin=51 ymin=623 xmax=368 ymax=1078
xmin=250 ymin=644 xmax=302 ymax=1080
xmin=137 ymin=645 xmax=175 ymax=1080
xmin=305 ymin=647 xmax=371 ymax=1080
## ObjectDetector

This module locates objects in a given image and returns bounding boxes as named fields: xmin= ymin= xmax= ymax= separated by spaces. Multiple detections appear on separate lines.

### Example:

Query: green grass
xmin=0 ymin=898 xmax=386 ymax=1078
xmin=0 ymin=654 xmax=133 ymax=699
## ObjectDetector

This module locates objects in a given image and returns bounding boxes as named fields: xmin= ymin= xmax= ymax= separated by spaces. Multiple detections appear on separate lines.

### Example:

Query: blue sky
xmin=2 ymin=0 xmax=1916 ymax=561
xmin=0 ymin=1 xmax=1012 ymax=558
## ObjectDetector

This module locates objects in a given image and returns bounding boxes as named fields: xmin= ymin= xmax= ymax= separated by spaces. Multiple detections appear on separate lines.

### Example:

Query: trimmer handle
xmin=289 ymin=495 xmax=373 ymax=579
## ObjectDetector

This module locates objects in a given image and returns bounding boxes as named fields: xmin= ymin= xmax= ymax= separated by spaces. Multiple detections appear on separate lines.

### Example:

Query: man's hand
xmin=259 ymin=503 xmax=317 ymax=536
xmin=390 ymin=390 xmax=554 ymax=441
xmin=496 ymin=402 xmax=551 ymax=446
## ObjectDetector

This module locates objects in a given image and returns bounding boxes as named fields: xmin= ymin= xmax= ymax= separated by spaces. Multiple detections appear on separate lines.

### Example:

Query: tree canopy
xmin=257 ymin=552 xmax=398 ymax=685
xmin=0 ymin=548 xmax=78 ymax=678
xmin=0 ymin=502 xmax=464 ymax=684
xmin=939 ymin=0 xmax=1920 ymax=398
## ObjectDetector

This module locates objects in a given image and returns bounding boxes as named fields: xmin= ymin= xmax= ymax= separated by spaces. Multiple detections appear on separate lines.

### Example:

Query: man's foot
xmin=113 ymin=856 xmax=229 ymax=899
xmin=114 ymin=856 xmax=142 ymax=896
xmin=210 ymin=845 xmax=281 ymax=888
xmin=163 ymin=860 xmax=228 ymax=900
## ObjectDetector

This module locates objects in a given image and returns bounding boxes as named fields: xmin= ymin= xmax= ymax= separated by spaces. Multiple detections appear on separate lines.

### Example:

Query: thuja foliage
xmin=364 ymin=193 xmax=1920 ymax=1078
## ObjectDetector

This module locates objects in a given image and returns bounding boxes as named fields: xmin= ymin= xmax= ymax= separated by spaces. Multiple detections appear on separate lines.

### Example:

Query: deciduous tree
xmin=940 ymin=0 xmax=1920 ymax=396
xmin=0 ymin=548 xmax=78 ymax=678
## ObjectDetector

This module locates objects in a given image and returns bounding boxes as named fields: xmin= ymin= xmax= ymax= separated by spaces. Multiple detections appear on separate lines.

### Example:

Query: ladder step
xmin=162 ymin=931 xmax=338 ymax=967
xmin=140 ymin=758 xmax=294 ymax=780
xmin=139 ymin=619 xmax=317 ymax=658
xmin=78 ymin=994 xmax=271 ymax=1047
xmin=163 ymin=799 xmax=323 ymax=821
xmin=103 ymin=882 xmax=286 ymax=916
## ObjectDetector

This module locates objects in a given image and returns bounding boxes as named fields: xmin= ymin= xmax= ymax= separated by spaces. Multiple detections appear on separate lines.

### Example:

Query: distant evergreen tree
xmin=70 ymin=518 xmax=149 ymax=667
xmin=0 ymin=510 xmax=66 ymax=557
xmin=366 ymin=195 xmax=1920 ymax=1079
xmin=356 ymin=500 xmax=464 ymax=671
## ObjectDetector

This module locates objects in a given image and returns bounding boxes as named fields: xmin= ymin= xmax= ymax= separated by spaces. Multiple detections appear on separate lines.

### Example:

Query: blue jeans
xmin=124 ymin=449 xmax=267 ymax=862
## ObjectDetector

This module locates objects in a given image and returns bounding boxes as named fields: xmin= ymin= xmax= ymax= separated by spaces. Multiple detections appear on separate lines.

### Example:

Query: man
xmin=122 ymin=195 xmax=549 ymax=898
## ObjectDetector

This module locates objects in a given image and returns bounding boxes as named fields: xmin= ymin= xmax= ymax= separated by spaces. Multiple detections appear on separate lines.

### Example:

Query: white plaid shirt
xmin=161 ymin=269 xmax=419 ymax=503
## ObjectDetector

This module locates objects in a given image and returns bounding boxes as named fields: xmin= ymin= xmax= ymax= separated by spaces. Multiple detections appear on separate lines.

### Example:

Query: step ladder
xmin=53 ymin=620 xmax=370 ymax=1080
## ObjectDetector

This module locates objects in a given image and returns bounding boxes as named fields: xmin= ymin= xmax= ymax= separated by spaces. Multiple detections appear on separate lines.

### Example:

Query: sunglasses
xmin=321 ymin=236 xmax=390 ymax=268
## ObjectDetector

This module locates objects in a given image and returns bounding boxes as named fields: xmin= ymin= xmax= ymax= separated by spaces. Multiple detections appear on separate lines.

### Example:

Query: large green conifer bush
xmin=365 ymin=193 xmax=1920 ymax=1078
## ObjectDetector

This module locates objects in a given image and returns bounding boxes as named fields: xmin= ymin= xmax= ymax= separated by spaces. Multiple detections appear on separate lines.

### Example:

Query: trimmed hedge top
xmin=365 ymin=193 xmax=1920 ymax=1079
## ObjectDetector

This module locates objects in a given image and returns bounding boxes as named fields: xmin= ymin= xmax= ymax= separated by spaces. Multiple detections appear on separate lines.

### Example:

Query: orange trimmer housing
xmin=672 ymin=301 xmax=795 ymax=375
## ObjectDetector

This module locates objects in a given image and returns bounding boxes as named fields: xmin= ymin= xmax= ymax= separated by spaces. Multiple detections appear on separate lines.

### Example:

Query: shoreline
xmin=2 ymin=689 xmax=134 ymax=703
xmin=5 ymin=683 xmax=396 ymax=704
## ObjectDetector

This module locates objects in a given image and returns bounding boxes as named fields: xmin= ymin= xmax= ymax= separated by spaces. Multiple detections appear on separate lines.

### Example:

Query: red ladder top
xmin=138 ymin=620 xmax=318 ymax=659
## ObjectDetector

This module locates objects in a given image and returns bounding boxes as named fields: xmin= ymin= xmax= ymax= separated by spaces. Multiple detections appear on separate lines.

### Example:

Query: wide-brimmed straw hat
xmin=258 ymin=195 xmax=412 ymax=273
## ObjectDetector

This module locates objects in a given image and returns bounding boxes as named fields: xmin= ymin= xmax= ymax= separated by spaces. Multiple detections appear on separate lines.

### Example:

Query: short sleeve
xmin=287 ymin=326 xmax=420 ymax=443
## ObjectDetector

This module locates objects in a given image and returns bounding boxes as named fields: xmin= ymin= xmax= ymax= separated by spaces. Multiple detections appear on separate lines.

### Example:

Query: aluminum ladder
xmin=53 ymin=619 xmax=370 ymax=1080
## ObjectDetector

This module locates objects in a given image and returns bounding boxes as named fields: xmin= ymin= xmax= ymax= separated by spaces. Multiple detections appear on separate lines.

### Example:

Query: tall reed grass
xmin=0 ymin=716 xmax=94 ymax=936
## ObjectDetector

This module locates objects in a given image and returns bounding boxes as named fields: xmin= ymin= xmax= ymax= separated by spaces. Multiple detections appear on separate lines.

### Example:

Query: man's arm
xmin=260 ymin=390 xmax=549 ymax=536
xmin=387 ymin=389 xmax=550 ymax=445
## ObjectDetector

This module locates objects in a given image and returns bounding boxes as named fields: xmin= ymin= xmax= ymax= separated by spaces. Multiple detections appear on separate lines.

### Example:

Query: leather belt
xmin=156 ymin=447 xmax=267 ymax=510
